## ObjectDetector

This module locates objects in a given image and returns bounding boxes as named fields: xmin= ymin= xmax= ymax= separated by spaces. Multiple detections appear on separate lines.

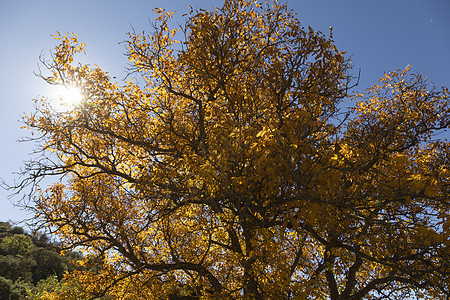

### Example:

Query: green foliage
xmin=0 ymin=255 xmax=36 ymax=282
xmin=26 ymin=275 xmax=61 ymax=300
xmin=10 ymin=280 xmax=32 ymax=300
xmin=0 ymin=276 xmax=33 ymax=300
xmin=31 ymin=249 xmax=65 ymax=284
xmin=0 ymin=222 xmax=81 ymax=299
xmin=0 ymin=234 xmax=33 ymax=256
xmin=0 ymin=276 xmax=12 ymax=300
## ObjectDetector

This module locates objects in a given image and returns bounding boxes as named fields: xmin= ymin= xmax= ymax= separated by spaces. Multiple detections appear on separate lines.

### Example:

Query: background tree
xmin=20 ymin=0 xmax=449 ymax=299
xmin=0 ymin=222 xmax=81 ymax=299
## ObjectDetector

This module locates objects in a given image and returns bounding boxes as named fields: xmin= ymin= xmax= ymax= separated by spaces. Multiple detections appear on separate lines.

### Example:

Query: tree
xmin=0 ymin=222 xmax=81 ymax=299
xmin=0 ymin=231 xmax=36 ymax=284
xmin=20 ymin=0 xmax=449 ymax=299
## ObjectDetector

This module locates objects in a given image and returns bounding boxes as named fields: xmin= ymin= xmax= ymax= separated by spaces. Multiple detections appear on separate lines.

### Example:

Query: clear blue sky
xmin=0 ymin=0 xmax=449 ymax=225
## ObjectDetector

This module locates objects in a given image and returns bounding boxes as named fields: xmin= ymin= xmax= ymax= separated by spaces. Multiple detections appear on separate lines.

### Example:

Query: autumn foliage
xmin=20 ymin=0 xmax=449 ymax=299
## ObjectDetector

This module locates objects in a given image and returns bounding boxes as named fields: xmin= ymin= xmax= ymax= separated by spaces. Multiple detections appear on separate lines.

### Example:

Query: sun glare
xmin=57 ymin=85 xmax=83 ymax=106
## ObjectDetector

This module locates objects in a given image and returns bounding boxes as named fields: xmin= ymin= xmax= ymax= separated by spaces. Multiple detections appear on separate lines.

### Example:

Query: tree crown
xmin=20 ymin=0 xmax=449 ymax=299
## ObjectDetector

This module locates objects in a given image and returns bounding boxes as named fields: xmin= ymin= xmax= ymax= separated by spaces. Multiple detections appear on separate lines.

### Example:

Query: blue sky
xmin=0 ymin=0 xmax=449 ymax=224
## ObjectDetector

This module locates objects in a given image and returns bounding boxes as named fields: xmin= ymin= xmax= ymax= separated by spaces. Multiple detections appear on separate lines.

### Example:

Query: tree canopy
xmin=20 ymin=0 xmax=449 ymax=299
